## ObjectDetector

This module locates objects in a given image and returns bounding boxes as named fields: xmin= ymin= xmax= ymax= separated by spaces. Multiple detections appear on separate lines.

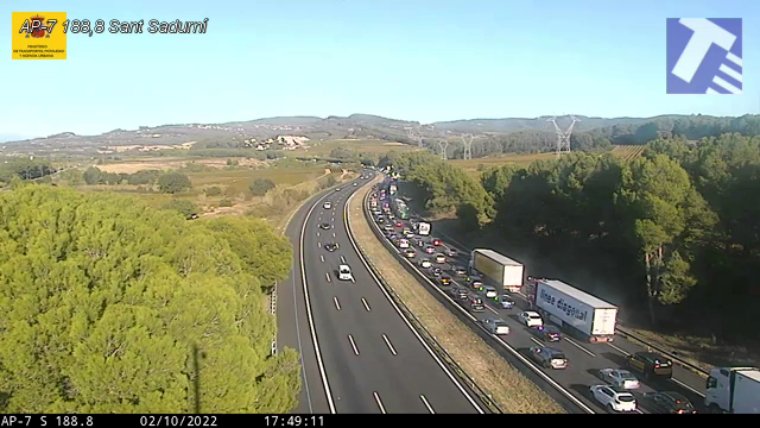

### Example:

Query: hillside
xmin=2 ymin=113 xmax=759 ymax=157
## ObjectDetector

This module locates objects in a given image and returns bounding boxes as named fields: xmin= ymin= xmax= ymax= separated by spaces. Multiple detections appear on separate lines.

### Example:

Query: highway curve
xmin=278 ymin=171 xmax=484 ymax=414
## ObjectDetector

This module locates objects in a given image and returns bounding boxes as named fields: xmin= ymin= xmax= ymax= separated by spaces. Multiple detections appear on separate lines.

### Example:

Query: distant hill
xmin=1 ymin=113 xmax=758 ymax=157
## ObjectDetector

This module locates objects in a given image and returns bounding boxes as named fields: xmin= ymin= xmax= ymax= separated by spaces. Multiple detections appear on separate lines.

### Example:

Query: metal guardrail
xmin=271 ymin=281 xmax=278 ymax=356
xmin=433 ymin=231 xmax=711 ymax=379
xmin=354 ymin=183 xmax=502 ymax=414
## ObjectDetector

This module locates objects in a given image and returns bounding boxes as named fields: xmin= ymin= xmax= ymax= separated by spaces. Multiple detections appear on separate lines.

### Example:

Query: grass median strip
xmin=348 ymin=183 xmax=564 ymax=414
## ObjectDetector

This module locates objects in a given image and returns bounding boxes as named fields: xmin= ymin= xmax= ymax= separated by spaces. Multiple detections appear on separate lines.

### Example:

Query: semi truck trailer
xmin=705 ymin=367 xmax=760 ymax=413
xmin=531 ymin=278 xmax=617 ymax=343
xmin=469 ymin=249 xmax=524 ymax=293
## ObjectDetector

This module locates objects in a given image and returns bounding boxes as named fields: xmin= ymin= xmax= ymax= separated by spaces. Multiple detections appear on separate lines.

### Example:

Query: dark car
xmin=642 ymin=391 xmax=696 ymax=414
xmin=530 ymin=325 xmax=562 ymax=342
xmin=528 ymin=346 xmax=568 ymax=370
xmin=626 ymin=352 xmax=673 ymax=379
xmin=324 ymin=242 xmax=339 ymax=252
xmin=452 ymin=266 xmax=468 ymax=276
xmin=377 ymin=217 xmax=385 ymax=224
xmin=319 ymin=222 xmax=331 ymax=230
xmin=432 ymin=238 xmax=443 ymax=246
xmin=429 ymin=267 xmax=443 ymax=278
xmin=469 ymin=297 xmax=486 ymax=312
xmin=456 ymin=288 xmax=470 ymax=301
xmin=439 ymin=276 xmax=452 ymax=286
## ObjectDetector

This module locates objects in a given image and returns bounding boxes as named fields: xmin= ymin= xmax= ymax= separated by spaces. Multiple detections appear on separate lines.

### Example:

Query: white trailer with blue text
xmin=532 ymin=279 xmax=617 ymax=343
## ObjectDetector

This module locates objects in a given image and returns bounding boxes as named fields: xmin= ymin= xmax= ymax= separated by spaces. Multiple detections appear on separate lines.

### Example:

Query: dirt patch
xmin=97 ymin=158 xmax=264 ymax=174
xmin=347 ymin=182 xmax=564 ymax=414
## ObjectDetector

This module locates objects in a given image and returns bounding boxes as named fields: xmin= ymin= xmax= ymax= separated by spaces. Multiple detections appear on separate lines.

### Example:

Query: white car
xmin=338 ymin=264 xmax=353 ymax=281
xmin=419 ymin=259 xmax=432 ymax=269
xmin=483 ymin=318 xmax=510 ymax=335
xmin=483 ymin=286 xmax=498 ymax=299
xmin=323 ymin=201 xmax=332 ymax=209
xmin=435 ymin=254 xmax=446 ymax=264
xmin=589 ymin=385 xmax=637 ymax=412
xmin=403 ymin=249 xmax=416 ymax=258
xmin=397 ymin=239 xmax=410 ymax=249
xmin=598 ymin=369 xmax=641 ymax=390
xmin=519 ymin=311 xmax=543 ymax=328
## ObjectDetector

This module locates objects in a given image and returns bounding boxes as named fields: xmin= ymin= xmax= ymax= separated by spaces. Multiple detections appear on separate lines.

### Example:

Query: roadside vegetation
xmin=0 ymin=185 xmax=299 ymax=412
xmin=381 ymin=133 xmax=760 ymax=365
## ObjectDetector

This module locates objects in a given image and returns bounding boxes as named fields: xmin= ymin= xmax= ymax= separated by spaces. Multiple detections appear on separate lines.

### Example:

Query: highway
xmin=367 ymin=177 xmax=712 ymax=414
xmin=278 ymin=171 xmax=484 ymax=414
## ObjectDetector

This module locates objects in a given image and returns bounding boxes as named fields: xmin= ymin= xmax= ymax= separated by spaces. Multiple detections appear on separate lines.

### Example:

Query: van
xmin=626 ymin=352 xmax=672 ymax=379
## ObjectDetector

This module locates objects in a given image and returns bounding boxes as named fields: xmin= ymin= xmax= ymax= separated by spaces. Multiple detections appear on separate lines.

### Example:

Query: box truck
xmin=705 ymin=367 xmax=760 ymax=413
xmin=417 ymin=221 xmax=431 ymax=236
xmin=532 ymin=279 xmax=617 ymax=343
xmin=469 ymin=249 xmax=524 ymax=293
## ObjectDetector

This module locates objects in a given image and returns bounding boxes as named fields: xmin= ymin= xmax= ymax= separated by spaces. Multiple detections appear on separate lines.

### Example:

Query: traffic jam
xmin=364 ymin=176 xmax=729 ymax=414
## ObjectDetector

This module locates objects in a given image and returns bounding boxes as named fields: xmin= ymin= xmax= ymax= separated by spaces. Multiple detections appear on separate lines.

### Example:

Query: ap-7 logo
xmin=667 ymin=18 xmax=742 ymax=94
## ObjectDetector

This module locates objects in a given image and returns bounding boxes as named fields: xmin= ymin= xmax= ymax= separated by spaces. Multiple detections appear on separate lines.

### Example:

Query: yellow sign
xmin=12 ymin=12 xmax=67 ymax=60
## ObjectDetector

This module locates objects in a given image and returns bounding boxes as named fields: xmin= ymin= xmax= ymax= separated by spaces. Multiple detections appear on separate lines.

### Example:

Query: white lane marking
xmin=419 ymin=395 xmax=435 ymax=414
xmin=344 ymin=191 xmax=486 ymax=414
xmin=316 ymin=232 xmax=320 ymax=237
xmin=566 ymin=337 xmax=597 ymax=357
xmin=325 ymin=272 xmax=331 ymax=283
xmin=333 ymin=296 xmax=341 ymax=311
xmin=361 ymin=297 xmax=371 ymax=312
xmin=317 ymin=242 xmax=322 ymax=248
xmin=607 ymin=342 xmax=630 ymax=355
xmin=373 ymin=391 xmax=387 ymax=414
xmin=298 ymin=191 xmax=338 ymax=413
xmin=672 ymin=377 xmax=706 ymax=397
xmin=633 ymin=409 xmax=644 ymax=414
xmin=348 ymin=334 xmax=360 ymax=356
xmin=333 ymin=232 xmax=336 ymax=238
xmin=530 ymin=337 xmax=544 ymax=347
xmin=320 ymin=255 xmax=325 ymax=263
xmin=350 ymin=276 xmax=356 ymax=284
xmin=486 ymin=305 xmax=499 ymax=315
xmin=340 ymin=256 xmax=346 ymax=263
xmin=381 ymin=334 xmax=398 ymax=356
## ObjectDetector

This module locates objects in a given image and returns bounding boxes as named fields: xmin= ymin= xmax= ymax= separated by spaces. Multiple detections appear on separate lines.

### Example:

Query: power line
xmin=460 ymin=134 xmax=474 ymax=160
xmin=547 ymin=116 xmax=580 ymax=157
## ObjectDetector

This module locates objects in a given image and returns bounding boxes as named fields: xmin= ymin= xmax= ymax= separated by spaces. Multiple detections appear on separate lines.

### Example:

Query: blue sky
xmin=0 ymin=0 xmax=757 ymax=138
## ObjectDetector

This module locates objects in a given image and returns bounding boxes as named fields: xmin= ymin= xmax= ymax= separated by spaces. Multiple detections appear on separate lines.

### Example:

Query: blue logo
xmin=666 ymin=18 xmax=742 ymax=94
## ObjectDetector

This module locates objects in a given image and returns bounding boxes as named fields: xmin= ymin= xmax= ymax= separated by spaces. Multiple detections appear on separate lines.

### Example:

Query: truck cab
xmin=705 ymin=367 xmax=760 ymax=413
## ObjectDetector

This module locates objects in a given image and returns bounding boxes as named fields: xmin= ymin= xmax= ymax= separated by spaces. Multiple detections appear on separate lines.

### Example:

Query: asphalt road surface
xmin=278 ymin=171 xmax=484 ymax=414
xmin=368 ymin=178 xmax=711 ymax=414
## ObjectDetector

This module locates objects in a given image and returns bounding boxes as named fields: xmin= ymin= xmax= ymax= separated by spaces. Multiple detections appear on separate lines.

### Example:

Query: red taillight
xmin=677 ymin=409 xmax=685 ymax=414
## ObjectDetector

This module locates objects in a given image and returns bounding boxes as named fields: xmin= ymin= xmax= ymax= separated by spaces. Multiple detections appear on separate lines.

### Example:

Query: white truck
xmin=417 ymin=221 xmax=431 ymax=236
xmin=705 ymin=367 xmax=760 ymax=413
xmin=469 ymin=249 xmax=524 ymax=293
xmin=532 ymin=279 xmax=617 ymax=343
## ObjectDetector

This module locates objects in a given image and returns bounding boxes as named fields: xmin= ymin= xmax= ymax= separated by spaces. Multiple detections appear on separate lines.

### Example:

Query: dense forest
xmin=0 ymin=186 xmax=299 ymax=412
xmin=381 ymin=133 xmax=760 ymax=342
